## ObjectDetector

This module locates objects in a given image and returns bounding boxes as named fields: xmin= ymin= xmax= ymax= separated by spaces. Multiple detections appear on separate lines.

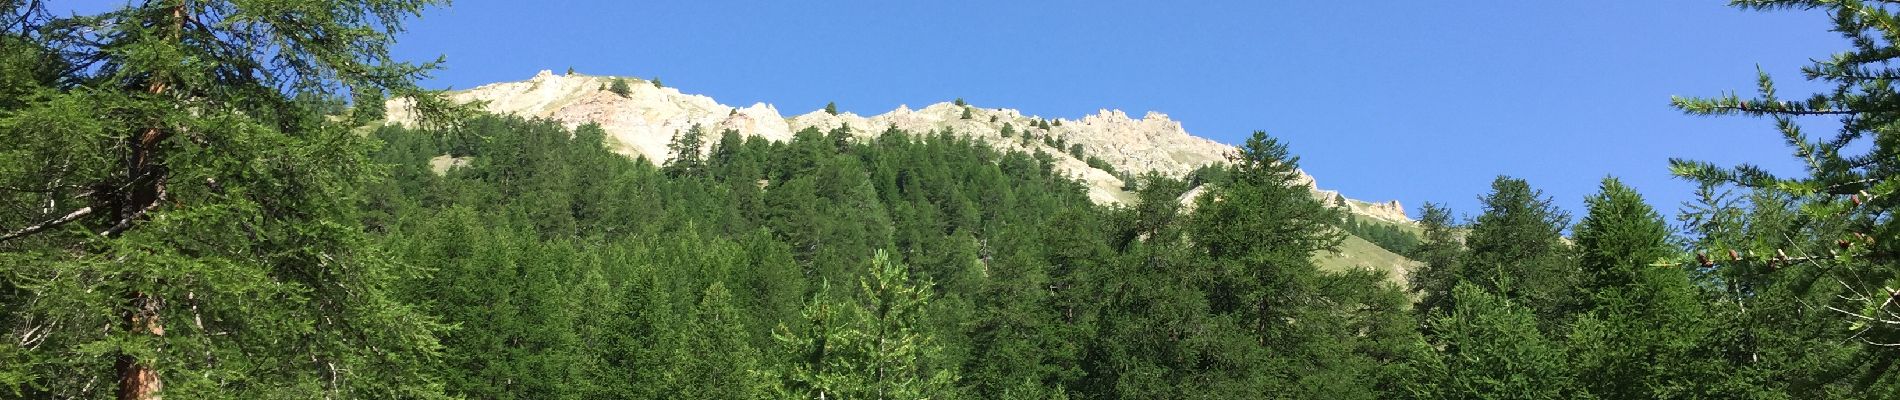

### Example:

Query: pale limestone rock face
xmin=387 ymin=71 xmax=1407 ymax=221
xmin=387 ymin=70 xmax=791 ymax=163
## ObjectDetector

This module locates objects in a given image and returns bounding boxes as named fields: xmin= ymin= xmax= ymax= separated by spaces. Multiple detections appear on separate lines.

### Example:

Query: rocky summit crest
xmin=386 ymin=70 xmax=1409 ymax=223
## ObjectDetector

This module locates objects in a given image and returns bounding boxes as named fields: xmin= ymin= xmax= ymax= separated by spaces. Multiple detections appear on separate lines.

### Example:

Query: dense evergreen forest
xmin=6 ymin=0 xmax=1900 ymax=399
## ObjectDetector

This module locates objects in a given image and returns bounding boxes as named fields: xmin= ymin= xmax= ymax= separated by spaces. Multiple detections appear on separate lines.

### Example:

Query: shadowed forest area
xmin=5 ymin=1 xmax=1900 ymax=399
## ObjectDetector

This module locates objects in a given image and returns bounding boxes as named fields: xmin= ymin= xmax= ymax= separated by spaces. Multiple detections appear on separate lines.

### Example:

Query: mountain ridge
xmin=385 ymin=69 xmax=1410 ymax=224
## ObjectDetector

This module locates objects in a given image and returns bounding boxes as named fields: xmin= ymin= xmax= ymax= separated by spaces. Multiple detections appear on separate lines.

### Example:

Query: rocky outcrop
xmin=386 ymin=70 xmax=1410 ymax=221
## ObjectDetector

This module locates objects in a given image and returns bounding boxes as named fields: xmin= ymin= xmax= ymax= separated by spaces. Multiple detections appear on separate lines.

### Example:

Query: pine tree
xmin=962 ymin=106 xmax=975 ymax=120
xmin=825 ymin=101 xmax=839 ymax=115
xmin=0 ymin=1 xmax=452 ymax=398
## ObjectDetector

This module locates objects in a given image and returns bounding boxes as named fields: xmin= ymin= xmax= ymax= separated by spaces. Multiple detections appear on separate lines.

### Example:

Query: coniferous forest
xmin=6 ymin=1 xmax=1900 ymax=399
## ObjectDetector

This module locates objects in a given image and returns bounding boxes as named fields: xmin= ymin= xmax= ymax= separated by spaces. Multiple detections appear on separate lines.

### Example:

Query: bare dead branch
xmin=0 ymin=206 xmax=94 ymax=243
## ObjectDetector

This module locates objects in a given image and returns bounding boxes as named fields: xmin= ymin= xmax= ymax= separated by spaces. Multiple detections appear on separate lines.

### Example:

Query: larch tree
xmin=1460 ymin=176 xmax=1577 ymax=326
xmin=1407 ymin=202 xmax=1464 ymax=322
xmin=1672 ymin=0 xmax=1900 ymax=358
xmin=1565 ymin=178 xmax=1712 ymax=399
xmin=662 ymin=281 xmax=765 ymax=400
xmin=0 ymin=0 xmax=457 ymax=398
xmin=1419 ymin=283 xmax=1578 ymax=400
xmin=1188 ymin=131 xmax=1345 ymax=349
xmin=772 ymin=251 xmax=959 ymax=399
xmin=1670 ymin=0 xmax=1900 ymax=393
xmin=666 ymin=124 xmax=708 ymax=178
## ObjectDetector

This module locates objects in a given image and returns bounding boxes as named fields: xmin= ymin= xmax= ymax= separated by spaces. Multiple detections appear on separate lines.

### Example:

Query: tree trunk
xmin=116 ymin=2 xmax=185 ymax=399
xmin=117 ymin=292 xmax=165 ymax=400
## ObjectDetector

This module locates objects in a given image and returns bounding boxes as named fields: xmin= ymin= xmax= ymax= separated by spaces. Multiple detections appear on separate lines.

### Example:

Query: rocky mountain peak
xmin=385 ymin=70 xmax=1410 ymax=222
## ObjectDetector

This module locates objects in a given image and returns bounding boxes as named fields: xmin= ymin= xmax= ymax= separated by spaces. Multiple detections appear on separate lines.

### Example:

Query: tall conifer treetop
xmin=1 ymin=1 xmax=454 ymax=398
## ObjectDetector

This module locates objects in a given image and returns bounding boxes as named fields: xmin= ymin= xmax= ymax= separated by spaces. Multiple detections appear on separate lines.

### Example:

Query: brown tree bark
xmin=116 ymin=2 xmax=185 ymax=399
xmin=116 ymin=292 xmax=165 ymax=400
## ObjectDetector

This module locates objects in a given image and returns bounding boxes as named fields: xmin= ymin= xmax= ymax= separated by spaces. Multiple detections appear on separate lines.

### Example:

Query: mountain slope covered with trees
xmin=5 ymin=0 xmax=1900 ymax=399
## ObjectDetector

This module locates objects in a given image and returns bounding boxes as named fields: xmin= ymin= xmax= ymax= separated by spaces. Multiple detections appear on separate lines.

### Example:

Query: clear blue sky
xmin=63 ymin=1 xmax=1845 ymax=223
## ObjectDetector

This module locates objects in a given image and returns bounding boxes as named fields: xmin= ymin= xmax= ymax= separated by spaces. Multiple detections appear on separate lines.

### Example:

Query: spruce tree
xmin=825 ymin=101 xmax=839 ymax=115
xmin=0 ymin=1 xmax=452 ymax=398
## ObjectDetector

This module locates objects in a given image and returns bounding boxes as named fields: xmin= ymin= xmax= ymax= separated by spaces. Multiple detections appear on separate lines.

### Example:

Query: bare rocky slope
xmin=387 ymin=70 xmax=1419 ymax=276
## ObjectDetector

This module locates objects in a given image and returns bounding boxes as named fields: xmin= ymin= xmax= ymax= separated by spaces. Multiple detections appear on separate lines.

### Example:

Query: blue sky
xmin=63 ymin=1 xmax=1846 ymax=223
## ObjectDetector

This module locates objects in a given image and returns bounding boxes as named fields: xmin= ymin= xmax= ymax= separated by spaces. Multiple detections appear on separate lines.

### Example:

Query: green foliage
xmin=771 ymin=251 xmax=961 ymax=399
xmin=1417 ymin=284 xmax=1578 ymax=399
xmin=955 ymin=97 xmax=967 ymax=106
xmin=609 ymin=78 xmax=632 ymax=97
xmin=1461 ymin=176 xmax=1577 ymax=325
xmin=353 ymin=86 xmax=388 ymax=124
xmin=1345 ymin=215 xmax=1422 ymax=255
xmin=1668 ymin=3 xmax=1900 ymax=394
xmin=665 ymin=124 xmax=708 ymax=177
xmin=1672 ymin=0 xmax=1900 ymax=358
xmin=651 ymin=76 xmax=663 ymax=88
xmin=1566 ymin=178 xmax=1715 ymax=399
xmin=825 ymin=101 xmax=838 ymax=115
xmin=1407 ymin=202 xmax=1464 ymax=321
xmin=1083 ymin=156 xmax=1118 ymax=176
xmin=16 ymin=2 xmax=1897 ymax=398
xmin=665 ymin=282 xmax=766 ymax=399
xmin=0 ymin=1 xmax=454 ymax=398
